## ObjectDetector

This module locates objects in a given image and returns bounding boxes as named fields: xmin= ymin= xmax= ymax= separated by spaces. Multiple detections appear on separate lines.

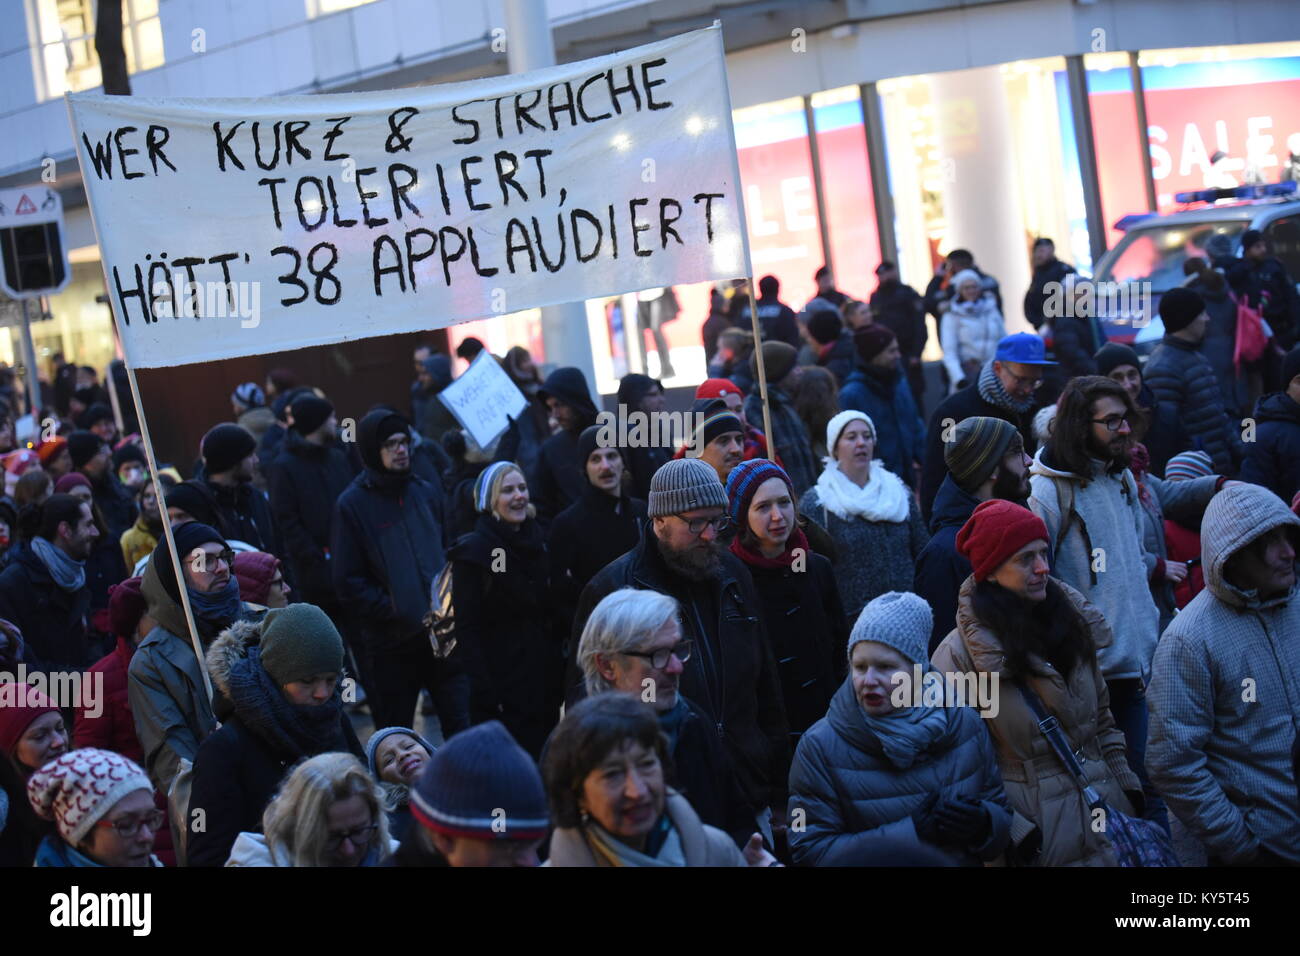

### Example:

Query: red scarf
xmin=730 ymin=527 xmax=810 ymax=569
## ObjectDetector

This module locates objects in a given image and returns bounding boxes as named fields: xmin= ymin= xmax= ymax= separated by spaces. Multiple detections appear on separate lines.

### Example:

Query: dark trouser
xmin=366 ymin=637 xmax=470 ymax=742
xmin=1106 ymin=677 xmax=1169 ymax=834
xmin=638 ymin=300 xmax=675 ymax=377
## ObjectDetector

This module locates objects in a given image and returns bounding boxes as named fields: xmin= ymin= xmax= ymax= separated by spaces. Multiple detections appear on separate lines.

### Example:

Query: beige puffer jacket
xmin=932 ymin=577 xmax=1140 ymax=866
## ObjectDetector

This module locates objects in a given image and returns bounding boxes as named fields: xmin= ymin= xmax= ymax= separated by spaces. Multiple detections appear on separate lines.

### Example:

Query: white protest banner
xmin=67 ymin=25 xmax=750 ymax=369
xmin=436 ymin=350 xmax=528 ymax=450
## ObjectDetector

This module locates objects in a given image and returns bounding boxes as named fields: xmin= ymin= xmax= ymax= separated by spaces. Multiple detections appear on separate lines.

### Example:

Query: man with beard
xmin=548 ymin=424 xmax=647 ymax=639
xmin=913 ymin=417 xmax=1032 ymax=654
xmin=569 ymin=458 xmax=790 ymax=830
xmin=534 ymin=367 xmax=600 ymax=524
xmin=332 ymin=410 xmax=468 ymax=737
xmin=1029 ymin=376 xmax=1165 ymax=828
xmin=196 ymin=423 xmax=285 ymax=561
xmin=868 ymin=261 xmax=928 ymax=403
xmin=838 ymin=326 xmax=925 ymax=488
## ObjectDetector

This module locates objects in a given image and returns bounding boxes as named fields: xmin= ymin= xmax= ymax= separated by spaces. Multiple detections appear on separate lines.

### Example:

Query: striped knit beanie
xmin=726 ymin=458 xmax=793 ymax=528
xmin=1164 ymin=450 xmax=1214 ymax=482
xmin=945 ymin=416 xmax=1018 ymax=493
xmin=474 ymin=461 xmax=523 ymax=513
xmin=689 ymin=398 xmax=743 ymax=452
xmin=647 ymin=457 xmax=728 ymax=518
xmin=409 ymin=721 xmax=548 ymax=841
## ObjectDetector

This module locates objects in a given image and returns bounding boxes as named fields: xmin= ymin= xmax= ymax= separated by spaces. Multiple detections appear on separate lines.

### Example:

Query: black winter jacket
xmin=667 ymin=695 xmax=758 ymax=847
xmin=571 ymin=523 xmax=791 ymax=810
xmin=1239 ymin=392 xmax=1300 ymax=505
xmin=1143 ymin=336 xmax=1243 ymax=475
xmin=269 ymin=430 xmax=357 ymax=601
xmin=870 ymin=281 xmax=928 ymax=360
xmin=89 ymin=472 xmax=137 ymax=541
xmin=732 ymin=543 xmax=847 ymax=740
xmin=1023 ymin=258 xmax=1075 ymax=330
xmin=534 ymin=425 xmax=592 ymax=525
xmin=197 ymin=478 xmax=283 ymax=557
xmin=912 ymin=475 xmax=980 ymax=655
xmin=548 ymin=485 xmax=646 ymax=631
xmin=448 ymin=514 xmax=558 ymax=759
xmin=331 ymin=469 xmax=448 ymax=651
xmin=0 ymin=544 xmax=91 ymax=672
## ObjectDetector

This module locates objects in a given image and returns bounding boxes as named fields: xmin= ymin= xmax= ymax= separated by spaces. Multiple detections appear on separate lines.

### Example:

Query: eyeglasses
xmin=677 ymin=514 xmax=730 ymax=536
xmin=381 ymin=435 xmax=410 ymax=451
xmin=325 ymin=822 xmax=379 ymax=850
xmin=1090 ymin=415 xmax=1131 ymax=432
xmin=97 ymin=809 xmax=165 ymax=839
xmin=1006 ymin=372 xmax=1044 ymax=390
xmin=194 ymin=549 xmax=236 ymax=573
xmin=622 ymin=641 xmax=693 ymax=670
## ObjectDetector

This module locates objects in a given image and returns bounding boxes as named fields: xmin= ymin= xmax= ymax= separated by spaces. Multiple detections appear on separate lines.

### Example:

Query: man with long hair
xmin=1028 ymin=376 xmax=1165 ymax=831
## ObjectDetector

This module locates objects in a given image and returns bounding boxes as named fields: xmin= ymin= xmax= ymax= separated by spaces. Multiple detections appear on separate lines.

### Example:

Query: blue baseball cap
xmin=994 ymin=332 xmax=1056 ymax=366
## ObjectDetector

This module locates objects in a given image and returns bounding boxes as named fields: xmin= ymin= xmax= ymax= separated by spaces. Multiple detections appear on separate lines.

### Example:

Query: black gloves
xmin=911 ymin=792 xmax=943 ymax=844
xmin=912 ymin=793 xmax=991 ymax=849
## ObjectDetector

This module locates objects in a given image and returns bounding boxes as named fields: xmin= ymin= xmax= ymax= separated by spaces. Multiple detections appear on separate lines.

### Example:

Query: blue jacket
xmin=788 ymin=677 xmax=1012 ymax=867
xmin=838 ymin=364 xmax=926 ymax=487
xmin=912 ymin=476 xmax=980 ymax=654
xmin=1239 ymin=392 xmax=1300 ymax=506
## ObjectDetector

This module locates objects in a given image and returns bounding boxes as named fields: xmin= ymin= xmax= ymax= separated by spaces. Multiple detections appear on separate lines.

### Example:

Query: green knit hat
xmin=259 ymin=604 xmax=345 ymax=685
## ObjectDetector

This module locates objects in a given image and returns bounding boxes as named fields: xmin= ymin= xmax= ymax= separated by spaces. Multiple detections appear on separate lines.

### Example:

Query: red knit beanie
xmin=108 ymin=577 xmax=148 ymax=641
xmin=955 ymin=499 xmax=1050 ymax=581
xmin=233 ymin=550 xmax=281 ymax=605
xmin=696 ymin=378 xmax=743 ymax=401
xmin=0 ymin=684 xmax=59 ymax=759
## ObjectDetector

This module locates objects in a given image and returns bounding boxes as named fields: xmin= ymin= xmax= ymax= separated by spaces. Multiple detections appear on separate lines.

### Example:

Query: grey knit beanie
xmin=847 ymin=591 xmax=932 ymax=666
xmin=647 ymin=458 xmax=728 ymax=518
xmin=259 ymin=603 xmax=345 ymax=685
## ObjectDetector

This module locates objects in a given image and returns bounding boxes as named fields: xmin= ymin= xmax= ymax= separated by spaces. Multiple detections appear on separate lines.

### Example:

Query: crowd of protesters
xmin=1 ymin=235 xmax=1299 ymax=871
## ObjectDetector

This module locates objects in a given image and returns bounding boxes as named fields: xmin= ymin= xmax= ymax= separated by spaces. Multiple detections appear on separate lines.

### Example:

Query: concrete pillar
xmin=930 ymin=66 xmax=1031 ymax=332
xmin=503 ymin=0 xmax=599 ymax=394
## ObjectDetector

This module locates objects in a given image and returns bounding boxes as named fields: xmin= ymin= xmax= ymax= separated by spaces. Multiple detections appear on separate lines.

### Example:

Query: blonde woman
xmin=226 ymin=752 xmax=396 ymax=867
xmin=447 ymin=461 xmax=557 ymax=759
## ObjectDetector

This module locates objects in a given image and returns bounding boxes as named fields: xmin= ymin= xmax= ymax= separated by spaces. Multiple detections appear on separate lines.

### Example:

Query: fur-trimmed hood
xmin=205 ymin=618 xmax=264 ymax=699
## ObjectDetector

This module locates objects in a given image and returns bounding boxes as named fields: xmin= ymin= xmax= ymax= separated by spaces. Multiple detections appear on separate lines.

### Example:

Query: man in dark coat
xmin=805 ymin=309 xmax=855 ymax=385
xmin=869 ymin=261 xmax=929 ymax=403
xmin=912 ymin=417 xmax=1032 ymax=653
xmin=1143 ymin=288 xmax=1244 ymax=475
xmin=1022 ymin=237 xmax=1076 ymax=331
xmin=1240 ymin=346 xmax=1300 ymax=504
xmin=331 ymin=410 xmax=468 ymax=736
xmin=68 ymin=431 xmax=136 ymax=542
xmin=533 ymin=367 xmax=599 ymax=523
xmin=412 ymin=354 xmax=460 ymax=445
xmin=197 ymin=423 xmax=285 ymax=559
xmin=269 ymin=395 xmax=356 ymax=607
xmin=615 ymin=373 xmax=671 ymax=501
xmin=548 ymin=425 xmax=647 ymax=639
xmin=923 ymin=248 xmax=1002 ymax=322
xmin=1225 ymin=229 xmax=1300 ymax=359
xmin=920 ymin=333 xmax=1052 ymax=523
xmin=0 ymin=495 xmax=95 ymax=673
xmin=754 ymin=274 xmax=802 ymax=349
xmin=1096 ymin=342 xmax=1189 ymax=478
xmin=569 ymin=458 xmax=791 ymax=819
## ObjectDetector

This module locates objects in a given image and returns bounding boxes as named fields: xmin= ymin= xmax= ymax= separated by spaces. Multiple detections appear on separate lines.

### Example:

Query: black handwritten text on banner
xmin=67 ymin=27 xmax=746 ymax=368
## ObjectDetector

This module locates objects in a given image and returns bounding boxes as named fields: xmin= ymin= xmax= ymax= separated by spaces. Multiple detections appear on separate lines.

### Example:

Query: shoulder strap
xmin=1016 ymin=683 xmax=1104 ymax=810
xmin=1052 ymin=478 xmax=1097 ymax=587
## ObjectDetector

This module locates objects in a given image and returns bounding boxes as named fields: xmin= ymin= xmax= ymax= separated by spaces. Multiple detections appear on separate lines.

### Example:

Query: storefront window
xmin=810 ymin=87 xmax=879 ymax=301
xmin=33 ymin=0 xmax=164 ymax=100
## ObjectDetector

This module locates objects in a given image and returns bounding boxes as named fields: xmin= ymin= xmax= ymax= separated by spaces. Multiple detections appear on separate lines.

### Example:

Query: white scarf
xmin=814 ymin=459 xmax=910 ymax=523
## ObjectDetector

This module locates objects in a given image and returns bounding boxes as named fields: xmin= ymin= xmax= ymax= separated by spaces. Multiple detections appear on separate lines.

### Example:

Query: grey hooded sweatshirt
xmin=1146 ymin=483 xmax=1300 ymax=864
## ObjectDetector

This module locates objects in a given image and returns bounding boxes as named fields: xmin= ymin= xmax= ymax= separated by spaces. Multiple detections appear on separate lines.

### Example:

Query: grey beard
xmin=658 ymin=538 xmax=722 ymax=582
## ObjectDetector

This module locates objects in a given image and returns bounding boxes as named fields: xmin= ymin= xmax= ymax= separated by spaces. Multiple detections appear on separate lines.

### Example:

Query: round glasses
xmin=97 ymin=809 xmax=165 ymax=839
xmin=623 ymin=641 xmax=693 ymax=670
xmin=1090 ymin=415 xmax=1131 ymax=432
xmin=678 ymin=514 xmax=730 ymax=536
xmin=326 ymin=822 xmax=379 ymax=850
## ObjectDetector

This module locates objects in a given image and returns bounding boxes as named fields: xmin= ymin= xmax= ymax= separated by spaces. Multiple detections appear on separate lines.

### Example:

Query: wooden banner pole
xmin=744 ymin=281 xmax=776 ymax=462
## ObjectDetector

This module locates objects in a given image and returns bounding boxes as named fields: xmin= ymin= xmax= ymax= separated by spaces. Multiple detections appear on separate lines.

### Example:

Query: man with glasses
xmin=570 ymin=458 xmax=790 ymax=832
xmin=921 ymin=332 xmax=1054 ymax=524
xmin=332 ymin=409 xmax=468 ymax=738
xmin=128 ymin=522 xmax=250 ymax=794
xmin=1028 ymin=376 xmax=1167 ymax=833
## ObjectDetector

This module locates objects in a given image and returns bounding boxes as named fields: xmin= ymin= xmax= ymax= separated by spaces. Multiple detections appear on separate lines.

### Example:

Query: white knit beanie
xmin=848 ymin=591 xmax=933 ymax=666
xmin=826 ymin=410 xmax=874 ymax=460
xmin=27 ymin=748 xmax=152 ymax=847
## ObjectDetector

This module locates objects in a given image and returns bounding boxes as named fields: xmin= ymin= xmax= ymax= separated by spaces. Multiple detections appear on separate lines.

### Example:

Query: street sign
xmin=0 ymin=186 xmax=70 ymax=299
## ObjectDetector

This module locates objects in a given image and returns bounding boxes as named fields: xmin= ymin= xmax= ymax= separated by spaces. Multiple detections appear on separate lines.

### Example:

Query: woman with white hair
xmin=941 ymin=269 xmax=1006 ymax=392
xmin=576 ymin=587 xmax=758 ymax=846
xmin=448 ymin=460 xmax=557 ymax=760
xmin=799 ymin=411 xmax=928 ymax=621
xmin=226 ymin=752 xmax=396 ymax=867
